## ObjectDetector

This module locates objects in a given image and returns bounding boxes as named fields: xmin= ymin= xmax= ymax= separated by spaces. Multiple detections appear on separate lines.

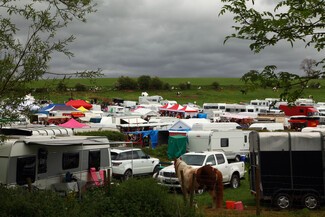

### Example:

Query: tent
xmin=167 ymin=104 xmax=184 ymax=111
xmin=66 ymin=99 xmax=92 ymax=110
xmin=167 ymin=135 xmax=187 ymax=159
xmin=169 ymin=118 xmax=210 ymax=131
xmin=59 ymin=118 xmax=89 ymax=128
xmin=37 ymin=104 xmax=77 ymax=115
xmin=179 ymin=105 xmax=199 ymax=112
xmin=77 ymin=106 xmax=89 ymax=112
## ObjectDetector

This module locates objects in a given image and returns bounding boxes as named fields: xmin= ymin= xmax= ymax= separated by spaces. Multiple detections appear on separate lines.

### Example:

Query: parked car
xmin=111 ymin=147 xmax=160 ymax=180
xmin=155 ymin=151 xmax=245 ymax=190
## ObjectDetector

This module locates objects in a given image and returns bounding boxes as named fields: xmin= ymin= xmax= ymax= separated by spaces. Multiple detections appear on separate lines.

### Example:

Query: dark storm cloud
xmin=48 ymin=0 xmax=322 ymax=78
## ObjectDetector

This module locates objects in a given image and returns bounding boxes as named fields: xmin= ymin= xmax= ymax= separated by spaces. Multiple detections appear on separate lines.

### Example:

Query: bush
xmin=75 ymin=130 xmax=126 ymax=141
xmin=0 ymin=180 xmax=201 ymax=217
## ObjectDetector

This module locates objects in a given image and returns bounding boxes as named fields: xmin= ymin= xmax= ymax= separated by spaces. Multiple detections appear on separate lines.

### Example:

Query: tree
xmin=220 ymin=0 xmax=325 ymax=101
xmin=115 ymin=76 xmax=137 ymax=90
xmin=137 ymin=75 xmax=151 ymax=90
xmin=0 ymin=1 xmax=102 ymax=120
xmin=300 ymin=58 xmax=319 ymax=78
xmin=150 ymin=77 xmax=164 ymax=90
xmin=211 ymin=81 xmax=220 ymax=90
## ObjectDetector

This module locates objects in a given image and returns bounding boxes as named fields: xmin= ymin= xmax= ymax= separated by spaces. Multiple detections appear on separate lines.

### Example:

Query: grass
xmin=30 ymin=77 xmax=325 ymax=106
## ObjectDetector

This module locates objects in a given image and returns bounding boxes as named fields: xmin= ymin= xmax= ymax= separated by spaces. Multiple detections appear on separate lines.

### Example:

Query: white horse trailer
xmin=0 ymin=134 xmax=114 ymax=192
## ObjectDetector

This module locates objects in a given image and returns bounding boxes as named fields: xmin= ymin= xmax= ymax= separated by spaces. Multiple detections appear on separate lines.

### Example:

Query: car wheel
xmin=302 ymin=193 xmax=319 ymax=210
xmin=274 ymin=193 xmax=291 ymax=210
xmin=124 ymin=169 xmax=132 ymax=181
xmin=235 ymin=155 xmax=241 ymax=162
xmin=230 ymin=174 xmax=240 ymax=189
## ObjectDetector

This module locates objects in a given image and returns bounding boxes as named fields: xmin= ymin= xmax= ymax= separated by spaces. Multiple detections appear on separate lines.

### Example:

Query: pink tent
xmin=59 ymin=118 xmax=89 ymax=128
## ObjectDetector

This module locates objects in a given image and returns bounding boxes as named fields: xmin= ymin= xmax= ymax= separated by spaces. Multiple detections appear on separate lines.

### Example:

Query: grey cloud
xmin=48 ymin=0 xmax=322 ymax=78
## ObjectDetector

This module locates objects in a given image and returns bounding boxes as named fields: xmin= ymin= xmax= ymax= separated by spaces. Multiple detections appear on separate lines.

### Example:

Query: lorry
xmin=155 ymin=151 xmax=246 ymax=190
xmin=249 ymin=131 xmax=325 ymax=210
xmin=279 ymin=105 xmax=318 ymax=116
xmin=187 ymin=130 xmax=250 ymax=162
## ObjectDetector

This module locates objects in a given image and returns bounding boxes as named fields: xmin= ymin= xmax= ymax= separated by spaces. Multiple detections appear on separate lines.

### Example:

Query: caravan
xmin=187 ymin=130 xmax=250 ymax=161
xmin=0 ymin=129 xmax=114 ymax=191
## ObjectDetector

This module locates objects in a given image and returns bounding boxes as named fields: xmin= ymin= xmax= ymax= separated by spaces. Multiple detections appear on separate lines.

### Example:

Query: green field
xmin=31 ymin=77 xmax=325 ymax=106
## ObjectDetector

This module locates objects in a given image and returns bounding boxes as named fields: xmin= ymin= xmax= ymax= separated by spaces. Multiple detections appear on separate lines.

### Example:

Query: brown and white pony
xmin=174 ymin=158 xmax=223 ymax=209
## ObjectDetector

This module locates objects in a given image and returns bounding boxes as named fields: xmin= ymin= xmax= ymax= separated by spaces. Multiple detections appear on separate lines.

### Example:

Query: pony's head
xmin=174 ymin=157 xmax=183 ymax=177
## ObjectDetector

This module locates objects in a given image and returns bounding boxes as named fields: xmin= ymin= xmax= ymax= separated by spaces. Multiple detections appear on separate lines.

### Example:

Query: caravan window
xmin=89 ymin=150 xmax=100 ymax=171
xmin=220 ymin=138 xmax=229 ymax=147
xmin=16 ymin=156 xmax=36 ymax=185
xmin=62 ymin=152 xmax=79 ymax=170
xmin=244 ymin=135 xmax=248 ymax=143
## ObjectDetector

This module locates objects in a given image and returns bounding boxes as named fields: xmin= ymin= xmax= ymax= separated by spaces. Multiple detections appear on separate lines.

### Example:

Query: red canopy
xmin=179 ymin=105 xmax=199 ymax=112
xmin=167 ymin=104 xmax=184 ymax=111
xmin=59 ymin=118 xmax=89 ymax=128
xmin=66 ymin=99 xmax=92 ymax=110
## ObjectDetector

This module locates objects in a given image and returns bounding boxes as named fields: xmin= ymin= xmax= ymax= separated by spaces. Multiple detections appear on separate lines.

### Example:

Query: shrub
xmin=75 ymin=130 xmax=126 ymax=141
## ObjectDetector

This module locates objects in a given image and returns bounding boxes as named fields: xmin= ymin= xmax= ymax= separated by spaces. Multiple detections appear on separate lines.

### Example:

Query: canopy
xmin=66 ymin=99 xmax=92 ymax=110
xmin=168 ymin=104 xmax=184 ymax=111
xmin=58 ymin=118 xmax=89 ymax=128
xmin=179 ymin=105 xmax=199 ymax=112
xmin=77 ymin=106 xmax=89 ymax=112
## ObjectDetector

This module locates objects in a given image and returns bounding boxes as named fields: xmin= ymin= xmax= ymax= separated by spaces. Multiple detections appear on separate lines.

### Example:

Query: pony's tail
xmin=215 ymin=169 xmax=224 ymax=209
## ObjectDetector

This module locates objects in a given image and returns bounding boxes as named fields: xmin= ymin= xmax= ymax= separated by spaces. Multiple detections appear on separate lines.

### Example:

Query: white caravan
xmin=248 ymin=122 xmax=284 ymax=131
xmin=0 ymin=133 xmax=114 ymax=191
xmin=187 ymin=130 xmax=250 ymax=161
xmin=191 ymin=122 xmax=242 ymax=131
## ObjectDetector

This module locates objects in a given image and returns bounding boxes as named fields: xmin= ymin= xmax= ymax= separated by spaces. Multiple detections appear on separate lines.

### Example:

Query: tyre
xmin=230 ymin=174 xmax=240 ymax=189
xmin=274 ymin=193 xmax=291 ymax=209
xmin=302 ymin=193 xmax=319 ymax=210
xmin=124 ymin=169 xmax=132 ymax=181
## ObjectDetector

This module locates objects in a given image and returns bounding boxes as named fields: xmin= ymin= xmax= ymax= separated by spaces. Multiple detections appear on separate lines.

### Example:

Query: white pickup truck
xmin=155 ymin=151 xmax=246 ymax=189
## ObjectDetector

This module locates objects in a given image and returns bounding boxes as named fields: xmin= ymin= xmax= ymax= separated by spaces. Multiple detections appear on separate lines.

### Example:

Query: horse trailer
xmin=249 ymin=131 xmax=325 ymax=210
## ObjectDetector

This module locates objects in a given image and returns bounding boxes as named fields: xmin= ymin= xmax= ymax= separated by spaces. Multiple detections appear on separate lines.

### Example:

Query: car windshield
xmin=181 ymin=155 xmax=205 ymax=166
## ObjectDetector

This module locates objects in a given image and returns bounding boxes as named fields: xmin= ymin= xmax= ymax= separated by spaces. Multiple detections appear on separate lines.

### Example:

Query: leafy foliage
xmin=0 ymin=0 xmax=102 ymax=120
xmin=220 ymin=0 xmax=325 ymax=102
xmin=0 ymin=179 xmax=201 ymax=217
xmin=75 ymin=130 xmax=126 ymax=141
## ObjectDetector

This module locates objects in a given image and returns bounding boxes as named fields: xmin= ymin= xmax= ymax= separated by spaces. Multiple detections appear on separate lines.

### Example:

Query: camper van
xmin=0 ymin=133 xmax=114 ymax=192
xmin=187 ymin=130 xmax=250 ymax=161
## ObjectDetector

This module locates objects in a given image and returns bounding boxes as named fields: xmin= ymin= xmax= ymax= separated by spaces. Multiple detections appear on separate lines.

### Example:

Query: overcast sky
xmin=49 ymin=0 xmax=322 ymax=78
